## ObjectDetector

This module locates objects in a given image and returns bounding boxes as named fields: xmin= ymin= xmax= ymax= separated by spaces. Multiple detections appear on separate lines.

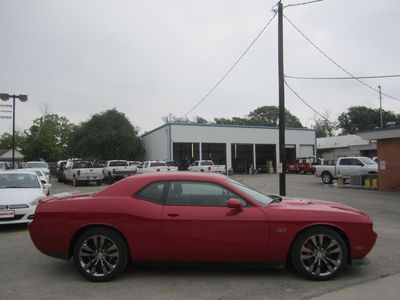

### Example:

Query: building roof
xmin=317 ymin=134 xmax=372 ymax=150
xmin=357 ymin=127 xmax=400 ymax=140
xmin=142 ymin=122 xmax=315 ymax=137
xmin=0 ymin=149 xmax=8 ymax=156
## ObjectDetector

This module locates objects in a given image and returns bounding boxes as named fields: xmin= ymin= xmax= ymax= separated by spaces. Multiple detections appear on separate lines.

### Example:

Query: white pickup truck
xmin=188 ymin=160 xmax=226 ymax=174
xmin=103 ymin=160 xmax=136 ymax=184
xmin=63 ymin=160 xmax=104 ymax=186
xmin=136 ymin=161 xmax=170 ymax=174
xmin=314 ymin=156 xmax=378 ymax=184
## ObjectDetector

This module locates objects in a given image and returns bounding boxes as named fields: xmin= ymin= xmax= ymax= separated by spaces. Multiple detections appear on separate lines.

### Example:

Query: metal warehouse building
xmin=142 ymin=123 xmax=316 ymax=173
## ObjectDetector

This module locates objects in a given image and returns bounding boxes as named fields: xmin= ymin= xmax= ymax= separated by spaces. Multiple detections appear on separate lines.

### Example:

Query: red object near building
xmin=287 ymin=157 xmax=319 ymax=174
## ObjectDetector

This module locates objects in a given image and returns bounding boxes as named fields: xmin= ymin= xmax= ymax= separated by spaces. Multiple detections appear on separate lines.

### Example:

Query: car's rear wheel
xmin=321 ymin=171 xmax=333 ymax=184
xmin=73 ymin=227 xmax=128 ymax=282
xmin=291 ymin=227 xmax=347 ymax=281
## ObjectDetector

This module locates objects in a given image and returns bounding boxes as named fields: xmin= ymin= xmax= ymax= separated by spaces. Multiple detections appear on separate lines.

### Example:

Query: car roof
xmin=0 ymin=170 xmax=39 ymax=176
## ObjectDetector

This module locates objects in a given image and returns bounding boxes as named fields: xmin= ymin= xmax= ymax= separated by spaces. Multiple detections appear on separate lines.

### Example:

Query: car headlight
xmin=29 ymin=196 xmax=43 ymax=207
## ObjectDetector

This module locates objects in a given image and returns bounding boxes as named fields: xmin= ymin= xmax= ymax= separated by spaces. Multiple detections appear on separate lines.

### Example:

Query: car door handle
xmin=167 ymin=213 xmax=179 ymax=217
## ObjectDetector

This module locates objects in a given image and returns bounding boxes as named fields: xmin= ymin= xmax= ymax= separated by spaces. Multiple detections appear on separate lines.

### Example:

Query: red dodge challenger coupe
xmin=29 ymin=172 xmax=377 ymax=282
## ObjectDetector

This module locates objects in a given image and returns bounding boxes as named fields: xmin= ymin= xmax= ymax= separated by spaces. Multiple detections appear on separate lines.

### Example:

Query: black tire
xmin=291 ymin=226 xmax=347 ymax=281
xmin=73 ymin=227 xmax=128 ymax=282
xmin=96 ymin=180 xmax=102 ymax=186
xmin=72 ymin=177 xmax=78 ymax=187
xmin=321 ymin=171 xmax=333 ymax=184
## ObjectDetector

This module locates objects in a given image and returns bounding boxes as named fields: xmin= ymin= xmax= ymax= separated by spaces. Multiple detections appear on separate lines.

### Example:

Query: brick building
xmin=357 ymin=127 xmax=400 ymax=191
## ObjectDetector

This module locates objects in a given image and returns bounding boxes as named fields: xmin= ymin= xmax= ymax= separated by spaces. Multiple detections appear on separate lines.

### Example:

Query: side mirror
xmin=43 ymin=183 xmax=52 ymax=189
xmin=41 ymin=180 xmax=46 ymax=184
xmin=227 ymin=198 xmax=242 ymax=210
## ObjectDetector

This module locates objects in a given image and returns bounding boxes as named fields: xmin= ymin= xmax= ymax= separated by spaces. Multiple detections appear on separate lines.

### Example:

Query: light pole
xmin=0 ymin=93 xmax=28 ymax=169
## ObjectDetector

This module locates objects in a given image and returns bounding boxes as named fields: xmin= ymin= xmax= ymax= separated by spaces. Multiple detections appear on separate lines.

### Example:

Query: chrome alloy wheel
xmin=78 ymin=235 xmax=120 ymax=278
xmin=299 ymin=233 xmax=343 ymax=277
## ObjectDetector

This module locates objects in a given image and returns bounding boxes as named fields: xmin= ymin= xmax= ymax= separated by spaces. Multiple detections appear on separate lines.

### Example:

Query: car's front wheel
xmin=73 ymin=227 xmax=128 ymax=282
xmin=291 ymin=226 xmax=347 ymax=281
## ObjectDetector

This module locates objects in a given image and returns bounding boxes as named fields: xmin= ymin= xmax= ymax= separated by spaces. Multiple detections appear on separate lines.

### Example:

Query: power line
xmin=285 ymin=74 xmax=400 ymax=80
xmin=284 ymin=0 xmax=324 ymax=9
xmin=284 ymin=80 xmax=336 ymax=124
xmin=183 ymin=12 xmax=277 ymax=118
xmin=283 ymin=14 xmax=400 ymax=102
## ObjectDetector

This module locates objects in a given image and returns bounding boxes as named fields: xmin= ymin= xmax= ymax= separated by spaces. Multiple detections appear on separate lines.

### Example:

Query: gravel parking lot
xmin=1 ymin=174 xmax=399 ymax=300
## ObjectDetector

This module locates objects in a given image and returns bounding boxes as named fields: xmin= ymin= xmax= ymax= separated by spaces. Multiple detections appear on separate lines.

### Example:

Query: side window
xmin=166 ymin=181 xmax=246 ymax=207
xmin=352 ymin=159 xmax=363 ymax=166
xmin=135 ymin=182 xmax=166 ymax=204
xmin=339 ymin=159 xmax=350 ymax=166
xmin=144 ymin=162 xmax=149 ymax=168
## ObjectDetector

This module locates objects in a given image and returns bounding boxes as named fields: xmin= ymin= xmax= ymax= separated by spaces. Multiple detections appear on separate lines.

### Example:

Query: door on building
xmin=201 ymin=143 xmax=226 ymax=165
xmin=231 ymin=144 xmax=253 ymax=173
xmin=173 ymin=143 xmax=199 ymax=170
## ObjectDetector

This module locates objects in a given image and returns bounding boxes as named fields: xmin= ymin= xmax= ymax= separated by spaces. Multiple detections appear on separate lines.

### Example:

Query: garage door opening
xmin=173 ymin=143 xmax=199 ymax=170
xmin=231 ymin=144 xmax=253 ymax=174
xmin=256 ymin=144 xmax=276 ymax=173
xmin=285 ymin=145 xmax=296 ymax=163
xmin=201 ymin=143 xmax=226 ymax=165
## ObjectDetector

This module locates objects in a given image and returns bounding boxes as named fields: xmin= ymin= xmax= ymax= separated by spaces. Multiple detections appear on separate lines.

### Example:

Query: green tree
xmin=22 ymin=114 xmax=76 ymax=161
xmin=214 ymin=106 xmax=303 ymax=128
xmin=312 ymin=112 xmax=337 ymax=138
xmin=0 ymin=132 xmax=25 ymax=149
xmin=337 ymin=106 xmax=400 ymax=134
xmin=69 ymin=109 xmax=144 ymax=160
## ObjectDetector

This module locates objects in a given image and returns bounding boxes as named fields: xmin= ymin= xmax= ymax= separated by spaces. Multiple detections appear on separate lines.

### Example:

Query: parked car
xmin=25 ymin=161 xmax=50 ymax=182
xmin=0 ymin=170 xmax=51 ymax=224
xmin=314 ymin=156 xmax=378 ymax=184
xmin=22 ymin=169 xmax=50 ymax=195
xmin=103 ymin=160 xmax=136 ymax=184
xmin=0 ymin=161 xmax=6 ymax=170
xmin=56 ymin=161 xmax=67 ymax=183
xmin=128 ymin=161 xmax=142 ymax=172
xmin=29 ymin=172 xmax=376 ymax=282
xmin=166 ymin=161 xmax=179 ymax=171
xmin=188 ymin=160 xmax=226 ymax=174
xmin=64 ymin=160 xmax=104 ymax=186
xmin=136 ymin=160 xmax=170 ymax=174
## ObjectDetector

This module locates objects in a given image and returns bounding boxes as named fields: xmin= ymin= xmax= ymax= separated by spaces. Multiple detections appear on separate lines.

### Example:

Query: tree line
xmin=0 ymin=109 xmax=144 ymax=162
xmin=1 ymin=105 xmax=399 ymax=162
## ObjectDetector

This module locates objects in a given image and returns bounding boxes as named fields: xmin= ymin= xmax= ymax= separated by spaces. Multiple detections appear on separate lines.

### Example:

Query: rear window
xmin=201 ymin=161 xmax=213 ymax=166
xmin=73 ymin=162 xmax=93 ymax=169
xmin=109 ymin=161 xmax=128 ymax=167
xmin=150 ymin=162 xmax=167 ymax=167
xmin=166 ymin=162 xmax=178 ymax=167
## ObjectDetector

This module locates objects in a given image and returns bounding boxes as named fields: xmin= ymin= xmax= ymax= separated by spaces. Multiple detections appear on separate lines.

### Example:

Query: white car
xmin=25 ymin=161 xmax=50 ymax=182
xmin=0 ymin=171 xmax=51 ymax=224
xmin=136 ymin=161 xmax=170 ymax=174
xmin=22 ymin=169 xmax=50 ymax=195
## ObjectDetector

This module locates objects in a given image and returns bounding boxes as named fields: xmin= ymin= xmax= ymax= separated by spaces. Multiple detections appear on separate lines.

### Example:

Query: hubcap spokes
xmin=79 ymin=235 xmax=119 ymax=277
xmin=300 ymin=233 xmax=342 ymax=277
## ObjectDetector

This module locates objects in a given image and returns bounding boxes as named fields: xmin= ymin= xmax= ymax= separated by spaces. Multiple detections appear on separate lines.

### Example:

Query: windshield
xmin=0 ymin=173 xmax=41 ymax=189
xmin=73 ymin=161 xmax=93 ymax=169
xmin=359 ymin=157 xmax=377 ymax=165
xmin=26 ymin=162 xmax=49 ymax=169
xmin=228 ymin=179 xmax=274 ymax=205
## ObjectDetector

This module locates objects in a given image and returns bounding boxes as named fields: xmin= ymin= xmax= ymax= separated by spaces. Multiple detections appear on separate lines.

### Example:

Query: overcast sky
xmin=1 ymin=0 xmax=399 ymax=135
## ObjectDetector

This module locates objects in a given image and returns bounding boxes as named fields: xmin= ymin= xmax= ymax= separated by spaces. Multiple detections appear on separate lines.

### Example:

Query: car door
xmin=162 ymin=181 xmax=269 ymax=262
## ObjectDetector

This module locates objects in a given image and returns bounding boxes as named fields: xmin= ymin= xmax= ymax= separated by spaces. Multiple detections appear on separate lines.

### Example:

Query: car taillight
xmin=208 ymin=167 xmax=211 ymax=171
xmin=77 ymin=170 xmax=80 ymax=176
xmin=102 ymin=169 xmax=104 ymax=174
xmin=157 ymin=169 xmax=160 ymax=172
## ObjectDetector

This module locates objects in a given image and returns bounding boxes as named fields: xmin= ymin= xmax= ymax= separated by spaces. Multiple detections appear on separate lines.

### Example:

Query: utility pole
xmin=278 ymin=1 xmax=286 ymax=196
xmin=378 ymin=85 xmax=383 ymax=128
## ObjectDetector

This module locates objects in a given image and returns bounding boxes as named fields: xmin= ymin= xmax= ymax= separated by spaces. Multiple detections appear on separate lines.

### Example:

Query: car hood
xmin=267 ymin=197 xmax=367 ymax=216
xmin=0 ymin=188 xmax=46 ymax=205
